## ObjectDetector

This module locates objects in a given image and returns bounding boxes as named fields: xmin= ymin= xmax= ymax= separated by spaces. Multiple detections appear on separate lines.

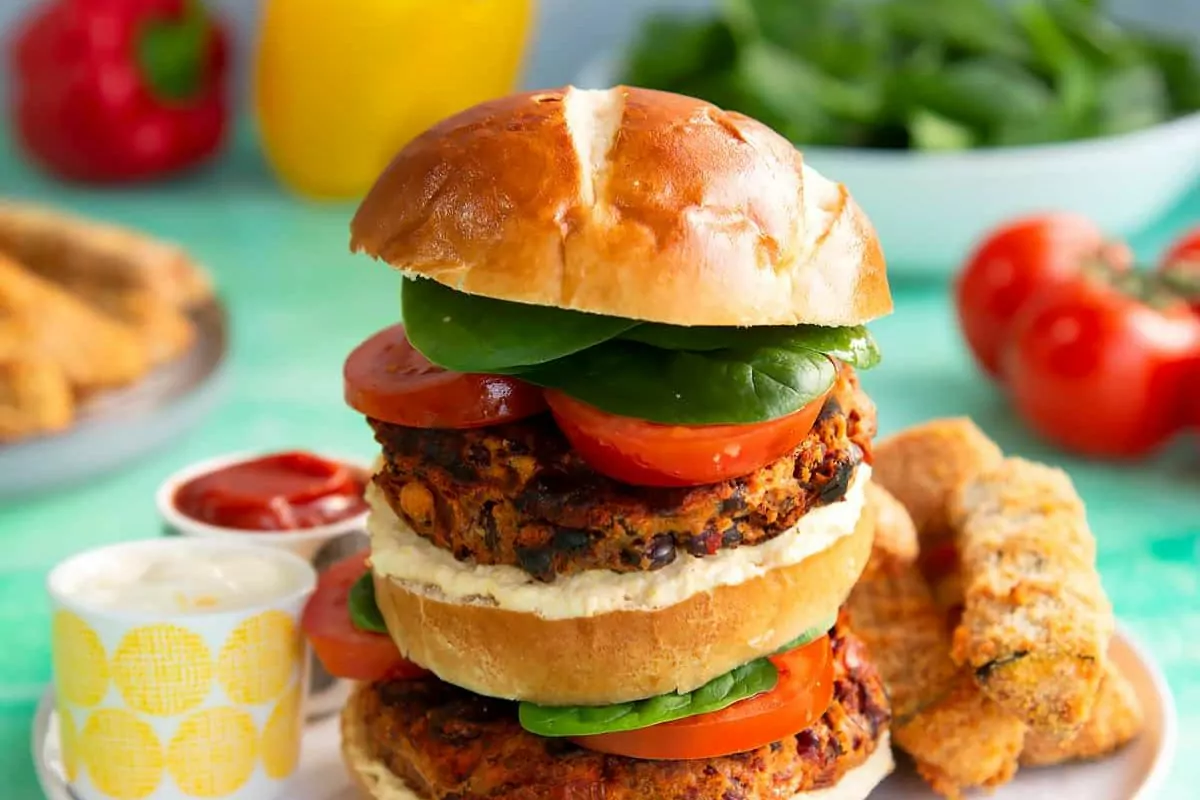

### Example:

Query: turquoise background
xmin=1 ymin=129 xmax=1199 ymax=797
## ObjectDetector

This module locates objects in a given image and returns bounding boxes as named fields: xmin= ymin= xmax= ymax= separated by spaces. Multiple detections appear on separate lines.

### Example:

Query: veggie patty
xmin=370 ymin=367 xmax=875 ymax=581
xmin=355 ymin=614 xmax=889 ymax=799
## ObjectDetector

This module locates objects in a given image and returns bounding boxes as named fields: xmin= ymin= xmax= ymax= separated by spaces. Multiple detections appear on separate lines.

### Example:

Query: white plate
xmin=0 ymin=299 xmax=229 ymax=499
xmin=33 ymin=626 xmax=1175 ymax=800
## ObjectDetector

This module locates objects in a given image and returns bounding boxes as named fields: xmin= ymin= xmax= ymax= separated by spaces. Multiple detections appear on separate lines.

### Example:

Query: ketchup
xmin=174 ymin=451 xmax=368 ymax=531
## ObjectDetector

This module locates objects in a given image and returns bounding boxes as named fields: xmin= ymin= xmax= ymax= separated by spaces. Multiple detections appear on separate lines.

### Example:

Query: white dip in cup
xmin=47 ymin=538 xmax=317 ymax=800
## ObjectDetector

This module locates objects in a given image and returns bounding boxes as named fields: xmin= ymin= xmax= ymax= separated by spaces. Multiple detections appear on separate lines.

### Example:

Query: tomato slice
xmin=544 ymin=390 xmax=830 ymax=487
xmin=571 ymin=636 xmax=833 ymax=760
xmin=344 ymin=324 xmax=548 ymax=428
xmin=300 ymin=551 xmax=428 ymax=681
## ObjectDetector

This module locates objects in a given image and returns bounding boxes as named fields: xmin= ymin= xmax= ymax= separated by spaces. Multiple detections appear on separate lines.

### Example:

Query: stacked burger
xmin=304 ymin=86 xmax=896 ymax=800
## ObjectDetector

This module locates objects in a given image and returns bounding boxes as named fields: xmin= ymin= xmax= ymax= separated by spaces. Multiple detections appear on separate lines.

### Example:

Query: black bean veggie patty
xmin=370 ymin=368 xmax=876 ymax=581
xmin=355 ymin=614 xmax=890 ymax=800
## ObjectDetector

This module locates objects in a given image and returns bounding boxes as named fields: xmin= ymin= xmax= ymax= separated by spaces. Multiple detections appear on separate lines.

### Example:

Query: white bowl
xmin=155 ymin=450 xmax=371 ymax=563
xmin=577 ymin=53 xmax=1200 ymax=275
xmin=801 ymin=119 xmax=1200 ymax=274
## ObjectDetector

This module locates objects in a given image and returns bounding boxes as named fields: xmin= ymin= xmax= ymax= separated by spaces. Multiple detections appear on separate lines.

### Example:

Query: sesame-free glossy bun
xmin=350 ymin=86 xmax=891 ymax=327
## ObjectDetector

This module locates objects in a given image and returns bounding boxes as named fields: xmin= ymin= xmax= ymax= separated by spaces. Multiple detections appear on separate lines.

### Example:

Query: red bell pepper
xmin=9 ymin=0 xmax=229 ymax=183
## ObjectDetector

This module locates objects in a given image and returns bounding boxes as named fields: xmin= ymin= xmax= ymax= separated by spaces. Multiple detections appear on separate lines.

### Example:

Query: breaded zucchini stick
xmin=864 ymin=482 xmax=918 ymax=565
xmin=1021 ymin=661 xmax=1143 ymax=766
xmin=874 ymin=418 xmax=1002 ymax=540
xmin=0 ymin=356 xmax=73 ymax=441
xmin=949 ymin=458 xmax=1113 ymax=735
xmin=0 ymin=202 xmax=208 ymax=364
xmin=0 ymin=254 xmax=147 ymax=391
xmin=849 ymin=547 xmax=1024 ymax=798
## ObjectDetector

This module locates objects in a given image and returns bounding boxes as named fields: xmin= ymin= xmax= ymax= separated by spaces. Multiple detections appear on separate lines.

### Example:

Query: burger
xmin=302 ymin=85 xmax=895 ymax=800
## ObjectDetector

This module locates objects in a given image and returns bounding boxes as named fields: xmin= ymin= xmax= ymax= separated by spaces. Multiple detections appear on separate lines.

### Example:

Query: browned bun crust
xmin=372 ymin=505 xmax=875 ymax=707
xmin=350 ymin=86 xmax=891 ymax=327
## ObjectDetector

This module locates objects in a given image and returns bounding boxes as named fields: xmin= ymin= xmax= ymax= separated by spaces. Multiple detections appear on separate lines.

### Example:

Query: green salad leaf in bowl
xmin=621 ymin=0 xmax=1200 ymax=151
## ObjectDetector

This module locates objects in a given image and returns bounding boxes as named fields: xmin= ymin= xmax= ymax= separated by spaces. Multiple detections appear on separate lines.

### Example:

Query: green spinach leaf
xmin=517 ymin=340 xmax=838 ymax=425
xmin=909 ymin=58 xmax=1054 ymax=133
xmin=518 ymin=656 xmax=778 ymax=737
xmin=348 ymin=572 xmax=389 ymax=634
xmin=621 ymin=323 xmax=880 ymax=369
xmin=770 ymin=615 xmax=838 ymax=655
xmin=401 ymin=277 xmax=637 ymax=372
xmin=624 ymin=15 xmax=737 ymax=91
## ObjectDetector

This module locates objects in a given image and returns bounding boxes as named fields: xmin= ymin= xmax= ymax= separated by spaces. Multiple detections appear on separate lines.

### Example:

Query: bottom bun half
xmin=340 ymin=683 xmax=894 ymax=800
xmin=373 ymin=504 xmax=875 ymax=706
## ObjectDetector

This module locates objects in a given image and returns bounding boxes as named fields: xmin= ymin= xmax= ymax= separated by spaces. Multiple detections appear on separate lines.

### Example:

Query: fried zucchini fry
xmin=0 ymin=202 xmax=211 ymax=307
xmin=874 ymin=418 xmax=1003 ymax=540
xmin=849 ymin=547 xmax=1025 ymax=798
xmin=0 ymin=202 xmax=209 ymax=364
xmin=949 ymin=458 xmax=1113 ymax=736
xmin=0 ymin=356 xmax=73 ymax=441
xmin=0 ymin=254 xmax=147 ymax=392
xmin=1021 ymin=661 xmax=1143 ymax=767
xmin=865 ymin=482 xmax=918 ymax=565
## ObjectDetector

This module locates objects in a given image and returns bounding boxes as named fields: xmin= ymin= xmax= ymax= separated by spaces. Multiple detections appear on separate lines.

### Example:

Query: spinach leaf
xmin=402 ymin=277 xmax=637 ymax=372
xmin=624 ymin=15 xmax=737 ymax=91
xmin=517 ymin=340 xmax=838 ymax=425
xmin=879 ymin=0 xmax=1030 ymax=63
xmin=1095 ymin=62 xmax=1169 ymax=135
xmin=737 ymin=42 xmax=884 ymax=131
xmin=348 ymin=572 xmax=389 ymax=634
xmin=908 ymin=108 xmax=977 ymax=151
xmin=770 ymin=615 xmax=837 ymax=655
xmin=621 ymin=323 xmax=880 ymax=369
xmin=518 ymin=656 xmax=778 ymax=737
xmin=1135 ymin=33 xmax=1200 ymax=113
xmin=907 ymin=58 xmax=1054 ymax=134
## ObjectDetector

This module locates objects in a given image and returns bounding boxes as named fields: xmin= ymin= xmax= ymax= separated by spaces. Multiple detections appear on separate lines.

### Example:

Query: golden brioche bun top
xmin=350 ymin=86 xmax=891 ymax=327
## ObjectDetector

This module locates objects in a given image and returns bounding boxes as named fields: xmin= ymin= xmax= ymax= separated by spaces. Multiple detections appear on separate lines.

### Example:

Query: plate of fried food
xmin=857 ymin=418 xmax=1174 ymax=798
xmin=0 ymin=202 xmax=227 ymax=497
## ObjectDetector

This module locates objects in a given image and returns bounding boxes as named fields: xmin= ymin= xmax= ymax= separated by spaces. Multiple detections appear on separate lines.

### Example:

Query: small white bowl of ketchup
xmin=156 ymin=450 xmax=371 ymax=562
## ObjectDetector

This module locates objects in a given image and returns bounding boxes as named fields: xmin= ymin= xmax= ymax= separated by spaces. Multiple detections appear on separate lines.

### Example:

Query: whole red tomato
xmin=1004 ymin=273 xmax=1200 ymax=458
xmin=1159 ymin=227 xmax=1200 ymax=315
xmin=956 ymin=213 xmax=1131 ymax=379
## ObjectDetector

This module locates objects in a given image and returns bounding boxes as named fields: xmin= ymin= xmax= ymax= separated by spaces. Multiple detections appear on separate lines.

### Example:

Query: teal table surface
xmin=1 ymin=129 xmax=1199 ymax=798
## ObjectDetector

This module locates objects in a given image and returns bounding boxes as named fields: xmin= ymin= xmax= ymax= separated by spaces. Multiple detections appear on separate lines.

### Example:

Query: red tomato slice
xmin=344 ymin=324 xmax=548 ymax=428
xmin=544 ymin=389 xmax=830 ymax=487
xmin=955 ymin=213 xmax=1130 ymax=380
xmin=1004 ymin=274 xmax=1200 ymax=458
xmin=300 ymin=551 xmax=428 ymax=682
xmin=572 ymin=636 xmax=833 ymax=760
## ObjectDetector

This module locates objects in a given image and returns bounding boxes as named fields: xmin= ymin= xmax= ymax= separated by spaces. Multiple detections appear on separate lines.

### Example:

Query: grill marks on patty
xmin=357 ymin=616 xmax=890 ymax=800
xmin=371 ymin=368 xmax=876 ymax=581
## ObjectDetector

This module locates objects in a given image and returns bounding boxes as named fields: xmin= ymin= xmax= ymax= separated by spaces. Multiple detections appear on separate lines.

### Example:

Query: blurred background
xmin=1 ymin=1 xmax=1199 ymax=798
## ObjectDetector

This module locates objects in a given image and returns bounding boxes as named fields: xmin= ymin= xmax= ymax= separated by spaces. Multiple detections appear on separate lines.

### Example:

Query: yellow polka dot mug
xmin=47 ymin=539 xmax=317 ymax=800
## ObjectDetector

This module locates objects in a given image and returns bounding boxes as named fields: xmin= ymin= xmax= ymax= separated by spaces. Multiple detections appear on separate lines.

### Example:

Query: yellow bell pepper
xmin=254 ymin=0 xmax=536 ymax=199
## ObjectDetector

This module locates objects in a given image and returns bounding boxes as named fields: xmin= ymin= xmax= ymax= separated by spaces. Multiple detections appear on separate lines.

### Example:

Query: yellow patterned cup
xmin=47 ymin=539 xmax=317 ymax=800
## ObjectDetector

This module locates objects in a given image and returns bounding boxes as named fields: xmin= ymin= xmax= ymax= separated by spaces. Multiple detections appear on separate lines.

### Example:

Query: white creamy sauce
xmin=368 ymin=466 xmax=869 ymax=620
xmin=56 ymin=544 xmax=306 ymax=614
